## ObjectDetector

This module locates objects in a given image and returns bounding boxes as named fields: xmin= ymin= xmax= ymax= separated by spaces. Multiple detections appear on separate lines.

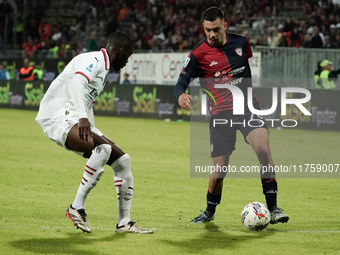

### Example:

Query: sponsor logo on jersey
xmin=227 ymin=66 xmax=245 ymax=76
xmin=183 ymin=57 xmax=190 ymax=68
xmin=209 ymin=61 xmax=218 ymax=67
xmin=235 ymin=47 xmax=242 ymax=56
xmin=214 ymin=66 xmax=245 ymax=79
xmin=87 ymin=88 xmax=98 ymax=104
xmin=86 ymin=64 xmax=94 ymax=72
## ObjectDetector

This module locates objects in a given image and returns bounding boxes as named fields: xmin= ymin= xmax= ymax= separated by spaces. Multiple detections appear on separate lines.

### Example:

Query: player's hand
xmin=78 ymin=118 xmax=93 ymax=142
xmin=178 ymin=93 xmax=192 ymax=110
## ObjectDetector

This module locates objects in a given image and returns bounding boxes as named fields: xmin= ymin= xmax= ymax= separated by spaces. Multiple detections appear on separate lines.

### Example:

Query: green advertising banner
xmin=0 ymin=81 xmax=188 ymax=121
xmin=0 ymin=80 xmax=339 ymax=131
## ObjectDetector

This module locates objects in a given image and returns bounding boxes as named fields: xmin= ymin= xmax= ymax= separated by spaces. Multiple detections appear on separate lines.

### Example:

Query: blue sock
xmin=262 ymin=179 xmax=277 ymax=212
xmin=205 ymin=190 xmax=222 ymax=215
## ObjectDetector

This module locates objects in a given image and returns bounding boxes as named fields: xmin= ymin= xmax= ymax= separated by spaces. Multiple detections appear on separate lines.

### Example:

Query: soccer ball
xmin=241 ymin=202 xmax=271 ymax=231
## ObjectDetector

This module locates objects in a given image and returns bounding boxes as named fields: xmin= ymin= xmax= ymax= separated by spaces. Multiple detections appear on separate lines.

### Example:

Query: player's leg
xmin=191 ymin=113 xmax=236 ymax=223
xmin=65 ymin=124 xmax=113 ymax=233
xmin=246 ymin=127 xmax=289 ymax=224
xmin=103 ymin=136 xmax=152 ymax=234
xmin=191 ymin=154 xmax=231 ymax=223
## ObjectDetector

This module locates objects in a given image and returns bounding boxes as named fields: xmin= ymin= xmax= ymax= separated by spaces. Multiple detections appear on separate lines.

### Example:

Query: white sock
xmin=72 ymin=144 xmax=111 ymax=210
xmin=110 ymin=154 xmax=133 ymax=227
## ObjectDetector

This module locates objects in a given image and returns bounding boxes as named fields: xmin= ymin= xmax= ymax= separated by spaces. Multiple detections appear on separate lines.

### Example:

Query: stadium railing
xmin=254 ymin=46 xmax=340 ymax=88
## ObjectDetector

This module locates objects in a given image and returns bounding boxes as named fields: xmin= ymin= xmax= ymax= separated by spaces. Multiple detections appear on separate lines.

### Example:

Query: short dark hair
xmin=107 ymin=31 xmax=133 ymax=51
xmin=203 ymin=6 xmax=224 ymax=22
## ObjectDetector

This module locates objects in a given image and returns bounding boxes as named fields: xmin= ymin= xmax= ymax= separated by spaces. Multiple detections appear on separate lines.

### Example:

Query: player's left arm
xmin=174 ymin=53 xmax=201 ymax=110
xmin=70 ymin=56 xmax=101 ymax=142
xmin=70 ymin=74 xmax=93 ymax=142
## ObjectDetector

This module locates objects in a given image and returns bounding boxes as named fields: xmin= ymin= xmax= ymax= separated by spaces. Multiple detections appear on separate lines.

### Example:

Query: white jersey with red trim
xmin=36 ymin=49 xmax=110 ymax=127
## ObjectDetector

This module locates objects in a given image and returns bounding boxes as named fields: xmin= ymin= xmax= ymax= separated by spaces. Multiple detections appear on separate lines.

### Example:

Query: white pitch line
xmin=1 ymin=225 xmax=340 ymax=233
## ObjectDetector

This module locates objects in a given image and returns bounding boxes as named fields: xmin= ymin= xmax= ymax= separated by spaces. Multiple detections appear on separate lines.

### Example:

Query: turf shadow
xmin=9 ymin=232 xmax=127 ymax=255
xmin=160 ymin=222 xmax=273 ymax=253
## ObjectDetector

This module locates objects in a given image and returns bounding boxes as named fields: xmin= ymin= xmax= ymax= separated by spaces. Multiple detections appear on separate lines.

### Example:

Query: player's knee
xmin=110 ymin=154 xmax=131 ymax=172
xmin=107 ymin=148 xmax=125 ymax=166
xmin=93 ymin=143 xmax=112 ymax=163
xmin=255 ymin=144 xmax=271 ymax=158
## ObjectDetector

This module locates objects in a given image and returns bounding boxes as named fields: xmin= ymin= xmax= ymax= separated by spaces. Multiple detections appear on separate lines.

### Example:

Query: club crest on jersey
xmin=235 ymin=47 xmax=242 ymax=56
xmin=86 ymin=64 xmax=94 ymax=72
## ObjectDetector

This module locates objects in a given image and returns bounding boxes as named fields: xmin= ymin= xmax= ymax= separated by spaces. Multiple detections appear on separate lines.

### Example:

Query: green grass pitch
xmin=0 ymin=108 xmax=339 ymax=255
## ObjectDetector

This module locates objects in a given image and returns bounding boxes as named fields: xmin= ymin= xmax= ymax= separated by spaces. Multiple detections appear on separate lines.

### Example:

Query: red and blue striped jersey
xmin=179 ymin=33 xmax=260 ymax=116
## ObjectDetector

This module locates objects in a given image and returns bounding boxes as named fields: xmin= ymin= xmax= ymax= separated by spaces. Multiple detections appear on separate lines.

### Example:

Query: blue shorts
xmin=209 ymin=110 xmax=268 ymax=158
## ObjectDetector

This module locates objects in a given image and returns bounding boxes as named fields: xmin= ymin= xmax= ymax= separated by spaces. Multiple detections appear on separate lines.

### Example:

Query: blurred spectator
xmin=19 ymin=58 xmax=34 ymax=81
xmin=8 ymin=0 xmax=340 ymax=54
xmin=267 ymin=29 xmax=282 ymax=47
xmin=86 ymin=31 xmax=99 ymax=51
xmin=51 ymin=25 xmax=63 ymax=43
xmin=324 ymin=35 xmax=338 ymax=48
xmin=58 ymin=40 xmax=71 ymax=58
xmin=283 ymin=17 xmax=296 ymax=32
xmin=0 ymin=62 xmax=10 ymax=80
xmin=22 ymin=36 xmax=40 ymax=58
xmin=38 ymin=17 xmax=51 ymax=42
xmin=282 ymin=26 xmax=302 ymax=47
xmin=301 ymin=33 xmax=311 ymax=48
xmin=118 ymin=3 xmax=129 ymax=21
xmin=33 ymin=63 xmax=44 ymax=80
xmin=314 ymin=59 xmax=339 ymax=89
xmin=48 ymin=40 xmax=59 ymax=58
xmin=310 ymin=26 xmax=324 ymax=48
xmin=251 ymin=12 xmax=266 ymax=30
xmin=260 ymin=33 xmax=269 ymax=46
xmin=122 ymin=73 xmax=131 ymax=84
xmin=329 ymin=24 xmax=338 ymax=43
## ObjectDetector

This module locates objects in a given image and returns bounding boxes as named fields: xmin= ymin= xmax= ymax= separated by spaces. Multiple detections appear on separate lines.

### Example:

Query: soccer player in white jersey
xmin=35 ymin=31 xmax=152 ymax=234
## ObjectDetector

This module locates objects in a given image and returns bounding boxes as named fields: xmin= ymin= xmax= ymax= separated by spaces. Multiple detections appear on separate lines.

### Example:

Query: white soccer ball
xmin=241 ymin=202 xmax=271 ymax=231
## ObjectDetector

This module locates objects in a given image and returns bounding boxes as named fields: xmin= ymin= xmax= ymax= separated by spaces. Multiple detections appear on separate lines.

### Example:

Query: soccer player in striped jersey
xmin=174 ymin=6 xmax=289 ymax=225
xmin=36 ymin=32 xmax=152 ymax=234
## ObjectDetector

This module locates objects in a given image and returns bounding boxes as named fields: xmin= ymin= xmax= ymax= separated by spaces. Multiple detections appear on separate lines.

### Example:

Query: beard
xmin=111 ymin=53 xmax=126 ymax=71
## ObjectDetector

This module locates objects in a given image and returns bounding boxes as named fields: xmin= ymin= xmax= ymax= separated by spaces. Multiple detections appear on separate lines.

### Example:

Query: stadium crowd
xmin=1 ymin=0 xmax=340 ymax=58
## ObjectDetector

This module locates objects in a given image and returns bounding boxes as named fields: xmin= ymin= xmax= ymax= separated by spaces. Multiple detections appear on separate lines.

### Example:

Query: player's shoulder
xmin=190 ymin=38 xmax=210 ymax=59
xmin=73 ymin=49 xmax=107 ymax=70
xmin=226 ymin=33 xmax=249 ymax=45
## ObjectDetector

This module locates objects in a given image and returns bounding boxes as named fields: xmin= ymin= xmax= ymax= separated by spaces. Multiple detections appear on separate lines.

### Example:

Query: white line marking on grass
xmin=1 ymin=225 xmax=340 ymax=233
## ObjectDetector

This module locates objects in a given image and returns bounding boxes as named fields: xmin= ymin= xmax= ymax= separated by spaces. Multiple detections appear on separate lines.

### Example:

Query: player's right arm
xmin=174 ymin=53 xmax=200 ymax=110
xmin=70 ymin=73 xmax=93 ymax=142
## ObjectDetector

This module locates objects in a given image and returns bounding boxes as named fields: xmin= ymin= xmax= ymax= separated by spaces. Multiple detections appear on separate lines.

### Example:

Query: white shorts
xmin=36 ymin=114 xmax=104 ymax=156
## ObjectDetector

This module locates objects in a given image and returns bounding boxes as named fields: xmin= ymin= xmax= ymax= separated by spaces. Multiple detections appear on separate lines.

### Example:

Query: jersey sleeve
xmin=69 ymin=73 xmax=91 ymax=119
xmin=174 ymin=52 xmax=201 ymax=98
xmin=245 ymin=37 xmax=253 ymax=59
xmin=73 ymin=54 xmax=101 ymax=83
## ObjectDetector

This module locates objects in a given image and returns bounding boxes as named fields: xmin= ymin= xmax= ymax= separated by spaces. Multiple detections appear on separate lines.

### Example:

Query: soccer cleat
xmin=190 ymin=210 xmax=215 ymax=224
xmin=115 ymin=221 xmax=153 ymax=234
xmin=65 ymin=205 xmax=92 ymax=233
xmin=270 ymin=207 xmax=289 ymax=224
